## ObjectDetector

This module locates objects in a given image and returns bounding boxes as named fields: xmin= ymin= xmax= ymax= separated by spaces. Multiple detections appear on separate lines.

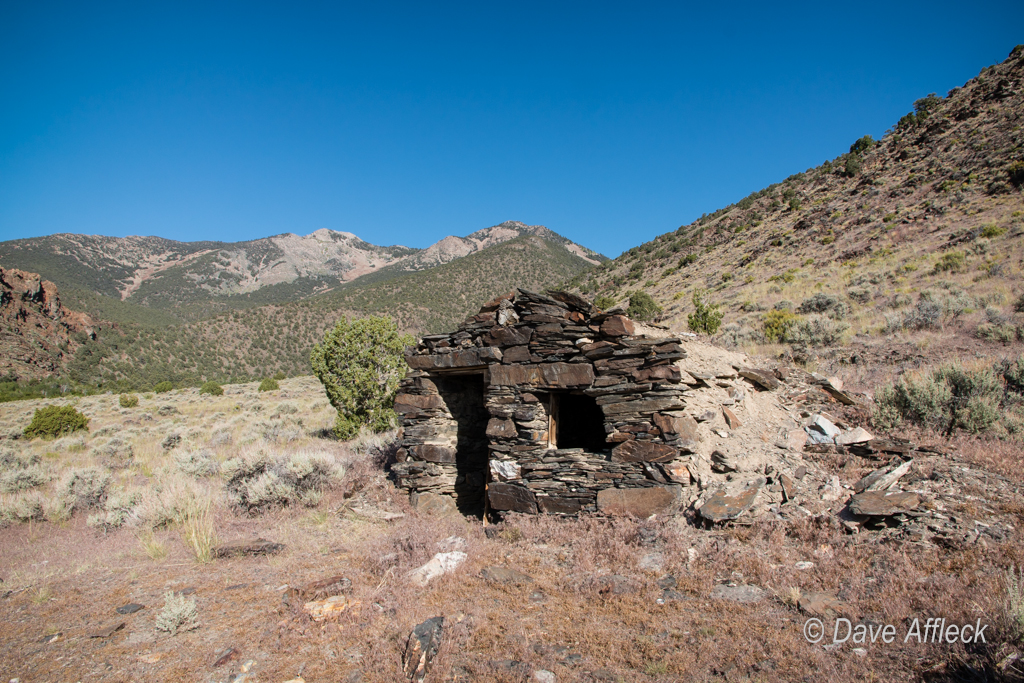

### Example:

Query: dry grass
xmin=2 ymin=376 xmax=1024 ymax=681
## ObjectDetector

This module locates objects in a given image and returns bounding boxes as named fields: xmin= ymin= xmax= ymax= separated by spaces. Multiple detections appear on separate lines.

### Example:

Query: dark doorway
xmin=434 ymin=374 xmax=489 ymax=515
xmin=551 ymin=392 xmax=607 ymax=452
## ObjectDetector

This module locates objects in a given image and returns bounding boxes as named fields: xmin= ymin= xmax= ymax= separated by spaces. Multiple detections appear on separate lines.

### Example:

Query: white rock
xmin=489 ymin=459 xmax=521 ymax=482
xmin=408 ymin=551 xmax=467 ymax=587
xmin=795 ymin=561 xmax=815 ymax=570
xmin=835 ymin=427 xmax=873 ymax=446
xmin=532 ymin=670 xmax=556 ymax=683
xmin=807 ymin=415 xmax=841 ymax=439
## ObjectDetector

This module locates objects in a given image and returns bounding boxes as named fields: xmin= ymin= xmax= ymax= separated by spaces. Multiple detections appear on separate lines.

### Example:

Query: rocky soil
xmin=1 ymin=371 xmax=1022 ymax=682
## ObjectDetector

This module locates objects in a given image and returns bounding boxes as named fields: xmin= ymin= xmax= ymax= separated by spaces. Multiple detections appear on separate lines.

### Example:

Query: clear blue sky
xmin=1 ymin=2 xmax=1021 ymax=257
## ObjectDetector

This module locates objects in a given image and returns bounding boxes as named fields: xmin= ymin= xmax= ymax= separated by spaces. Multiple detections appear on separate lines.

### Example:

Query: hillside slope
xmin=573 ymin=46 xmax=1024 ymax=359
xmin=0 ymin=268 xmax=98 ymax=381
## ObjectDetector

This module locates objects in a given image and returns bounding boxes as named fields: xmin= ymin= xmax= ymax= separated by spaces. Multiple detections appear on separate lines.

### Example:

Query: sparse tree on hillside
xmin=311 ymin=316 xmax=413 ymax=440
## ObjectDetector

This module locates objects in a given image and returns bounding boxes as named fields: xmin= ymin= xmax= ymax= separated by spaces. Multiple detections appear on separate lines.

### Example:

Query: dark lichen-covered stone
xmin=407 ymin=347 xmax=503 ymax=370
xmin=488 ymin=483 xmax=538 ymax=513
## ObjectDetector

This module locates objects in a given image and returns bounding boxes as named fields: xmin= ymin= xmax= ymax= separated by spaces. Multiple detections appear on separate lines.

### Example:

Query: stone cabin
xmin=392 ymin=288 xmax=694 ymax=518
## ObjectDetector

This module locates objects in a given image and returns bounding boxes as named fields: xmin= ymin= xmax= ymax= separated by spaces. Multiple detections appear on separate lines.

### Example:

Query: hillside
xmin=61 ymin=233 xmax=600 ymax=390
xmin=572 ymin=46 xmax=1024 ymax=366
xmin=0 ymin=268 xmax=98 ymax=382
xmin=0 ymin=221 xmax=603 ymax=324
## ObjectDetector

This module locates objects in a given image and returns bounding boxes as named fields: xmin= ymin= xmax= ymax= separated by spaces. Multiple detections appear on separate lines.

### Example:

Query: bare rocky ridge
xmin=0 ymin=268 xmax=96 ymax=381
xmin=0 ymin=220 xmax=603 ymax=313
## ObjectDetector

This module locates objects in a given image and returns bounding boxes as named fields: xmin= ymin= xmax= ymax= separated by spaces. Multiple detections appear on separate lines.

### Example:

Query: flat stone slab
xmin=836 ymin=427 xmax=874 ymax=446
xmin=409 ymin=444 xmax=455 ymax=463
xmin=489 ymin=362 xmax=594 ymax=388
xmin=610 ymin=440 xmax=678 ymax=463
xmin=596 ymin=486 xmax=680 ymax=517
xmin=537 ymin=496 xmax=582 ymax=514
xmin=699 ymin=486 xmax=760 ymax=522
xmin=213 ymin=539 xmax=285 ymax=558
xmin=115 ymin=603 xmax=144 ymax=615
xmin=488 ymin=483 xmax=538 ymax=513
xmin=710 ymin=584 xmax=765 ymax=604
xmin=738 ymin=368 xmax=780 ymax=391
xmin=407 ymin=347 xmax=502 ymax=370
xmin=848 ymin=490 xmax=921 ymax=517
xmin=481 ymin=566 xmax=534 ymax=585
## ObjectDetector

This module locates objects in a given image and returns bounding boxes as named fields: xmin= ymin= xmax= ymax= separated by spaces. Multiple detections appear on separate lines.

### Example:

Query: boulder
xmin=488 ymin=483 xmax=538 ymax=513
xmin=847 ymin=490 xmax=921 ymax=517
xmin=738 ymin=368 xmax=780 ymax=391
xmin=486 ymin=418 xmax=517 ymax=439
xmin=410 ymin=444 xmax=456 ymax=463
xmin=600 ymin=315 xmax=635 ymax=337
xmin=836 ymin=427 xmax=874 ymax=446
xmin=408 ymin=552 xmax=467 ymax=587
xmin=699 ymin=485 xmax=760 ymax=522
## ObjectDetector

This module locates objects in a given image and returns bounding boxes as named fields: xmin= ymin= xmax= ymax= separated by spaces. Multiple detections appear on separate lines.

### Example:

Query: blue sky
xmin=1 ymin=2 xmax=1021 ymax=257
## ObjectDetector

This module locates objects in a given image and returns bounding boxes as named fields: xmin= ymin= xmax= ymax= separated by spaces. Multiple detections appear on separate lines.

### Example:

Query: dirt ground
xmin=2 ymin=377 xmax=1023 ymax=683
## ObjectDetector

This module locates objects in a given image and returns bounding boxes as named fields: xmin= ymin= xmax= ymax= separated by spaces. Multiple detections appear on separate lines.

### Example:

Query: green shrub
xmin=24 ymin=405 xmax=89 ymax=439
xmin=678 ymin=253 xmax=698 ymax=268
xmin=874 ymin=359 xmax=1018 ymax=435
xmin=593 ymin=295 xmax=616 ymax=310
xmin=1014 ymin=293 xmax=1024 ymax=314
xmin=199 ymin=381 xmax=224 ymax=396
xmin=762 ymin=310 xmax=798 ymax=343
xmin=222 ymin=449 xmax=343 ymax=512
xmin=174 ymin=449 xmax=218 ymax=477
xmin=790 ymin=315 xmax=849 ymax=347
xmin=154 ymin=381 xmax=173 ymax=394
xmin=687 ymin=290 xmax=724 ymax=335
xmin=844 ymin=154 xmax=862 ymax=177
xmin=155 ymin=590 xmax=199 ymax=635
xmin=272 ymin=371 xmax=287 ymax=381
xmin=933 ymin=251 xmax=967 ymax=274
xmin=626 ymin=291 xmax=663 ymax=322
xmin=258 ymin=378 xmax=279 ymax=392
xmin=310 ymin=315 xmax=413 ymax=439
xmin=119 ymin=393 xmax=139 ymax=408
xmin=849 ymin=135 xmax=875 ymax=155
xmin=980 ymin=224 xmax=1006 ymax=238
xmin=59 ymin=467 xmax=111 ymax=511
xmin=797 ymin=293 xmax=849 ymax=320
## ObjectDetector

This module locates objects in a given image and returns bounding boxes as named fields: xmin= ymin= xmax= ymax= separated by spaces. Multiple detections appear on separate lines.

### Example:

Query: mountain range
xmin=0 ymin=221 xmax=603 ymax=323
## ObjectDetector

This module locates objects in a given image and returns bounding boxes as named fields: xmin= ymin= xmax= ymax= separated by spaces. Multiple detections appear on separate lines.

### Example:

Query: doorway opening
xmin=548 ymin=391 xmax=607 ymax=452
xmin=434 ymin=374 xmax=489 ymax=515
